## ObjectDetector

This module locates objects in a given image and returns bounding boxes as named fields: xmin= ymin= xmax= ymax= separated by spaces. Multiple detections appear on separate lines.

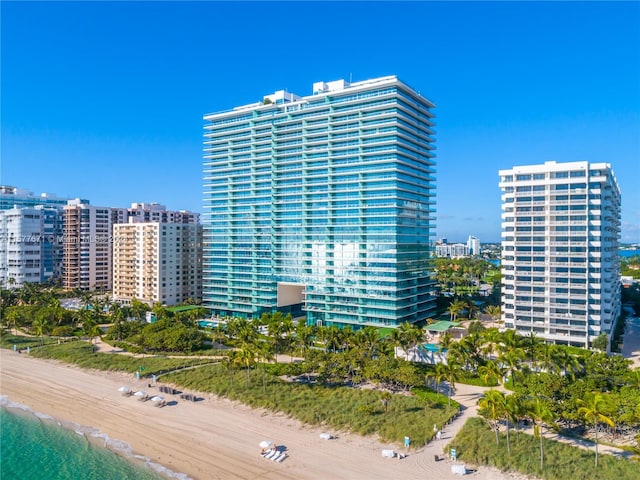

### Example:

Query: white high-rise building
xmin=112 ymin=223 xmax=203 ymax=306
xmin=467 ymin=235 xmax=481 ymax=256
xmin=0 ymin=206 xmax=61 ymax=287
xmin=499 ymin=161 xmax=621 ymax=348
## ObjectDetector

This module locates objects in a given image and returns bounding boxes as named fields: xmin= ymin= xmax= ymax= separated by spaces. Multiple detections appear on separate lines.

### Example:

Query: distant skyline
xmin=2 ymin=1 xmax=639 ymax=243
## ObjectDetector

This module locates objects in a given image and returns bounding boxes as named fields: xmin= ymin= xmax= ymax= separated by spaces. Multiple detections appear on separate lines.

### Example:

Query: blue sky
xmin=2 ymin=1 xmax=639 ymax=243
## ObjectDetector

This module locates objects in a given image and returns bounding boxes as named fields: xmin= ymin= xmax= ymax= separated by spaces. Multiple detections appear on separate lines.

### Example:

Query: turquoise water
xmin=1 ymin=398 xmax=187 ymax=480
xmin=422 ymin=343 xmax=442 ymax=352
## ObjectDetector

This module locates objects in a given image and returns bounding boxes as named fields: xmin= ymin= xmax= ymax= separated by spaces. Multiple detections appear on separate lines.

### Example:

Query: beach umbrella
xmin=259 ymin=440 xmax=273 ymax=449
xmin=118 ymin=386 xmax=131 ymax=393
xmin=150 ymin=396 xmax=164 ymax=402
xmin=134 ymin=391 xmax=147 ymax=397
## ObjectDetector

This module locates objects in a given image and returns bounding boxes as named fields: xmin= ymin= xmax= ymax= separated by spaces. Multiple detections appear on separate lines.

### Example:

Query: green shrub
xmin=448 ymin=417 xmax=640 ymax=480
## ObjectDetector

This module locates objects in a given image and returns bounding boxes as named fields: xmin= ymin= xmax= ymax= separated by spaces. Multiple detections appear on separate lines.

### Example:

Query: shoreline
xmin=1 ymin=396 xmax=187 ymax=480
xmin=0 ymin=349 xmax=526 ymax=480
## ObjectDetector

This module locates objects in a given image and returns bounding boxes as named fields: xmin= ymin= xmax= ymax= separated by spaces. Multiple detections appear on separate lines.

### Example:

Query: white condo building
xmin=467 ymin=235 xmax=481 ymax=256
xmin=112 ymin=223 xmax=203 ymax=306
xmin=62 ymin=201 xmax=127 ymax=291
xmin=435 ymin=243 xmax=469 ymax=258
xmin=499 ymin=161 xmax=621 ymax=348
xmin=0 ymin=206 xmax=62 ymax=287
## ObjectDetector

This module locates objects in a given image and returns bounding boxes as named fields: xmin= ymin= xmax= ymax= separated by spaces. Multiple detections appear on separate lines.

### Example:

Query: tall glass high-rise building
xmin=203 ymin=76 xmax=436 ymax=328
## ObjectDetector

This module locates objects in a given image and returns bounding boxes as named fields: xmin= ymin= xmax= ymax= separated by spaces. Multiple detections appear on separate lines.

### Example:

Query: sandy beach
xmin=1 ymin=349 xmax=524 ymax=480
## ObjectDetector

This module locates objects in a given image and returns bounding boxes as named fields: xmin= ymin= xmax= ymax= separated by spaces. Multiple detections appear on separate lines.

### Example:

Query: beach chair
xmin=265 ymin=449 xmax=278 ymax=460
xmin=276 ymin=453 xmax=287 ymax=463
xmin=271 ymin=452 xmax=284 ymax=462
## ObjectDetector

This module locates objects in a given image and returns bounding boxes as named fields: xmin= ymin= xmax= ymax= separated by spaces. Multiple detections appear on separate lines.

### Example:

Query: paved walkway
xmin=621 ymin=312 xmax=640 ymax=368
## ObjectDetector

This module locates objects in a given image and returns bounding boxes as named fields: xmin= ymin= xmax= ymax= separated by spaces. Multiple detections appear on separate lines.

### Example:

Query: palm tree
xmin=211 ymin=324 xmax=227 ymax=352
xmin=577 ymin=393 xmax=615 ymax=466
xmin=478 ymin=390 xmax=506 ymax=444
xmin=321 ymin=326 xmax=343 ymax=353
xmin=480 ymin=327 xmax=501 ymax=360
xmin=503 ymin=393 xmax=523 ymax=452
xmin=485 ymin=305 xmax=502 ymax=325
xmin=478 ymin=360 xmax=504 ymax=386
xmin=234 ymin=343 xmax=256 ymax=386
xmin=32 ymin=316 xmax=49 ymax=346
xmin=526 ymin=397 xmax=556 ymax=470
xmin=522 ymin=332 xmax=543 ymax=364
xmin=426 ymin=362 xmax=448 ymax=395
xmin=447 ymin=299 xmax=466 ymax=322
xmin=442 ymin=360 xmax=461 ymax=406
xmin=438 ymin=331 xmax=454 ymax=354
xmin=295 ymin=323 xmax=316 ymax=358
xmin=499 ymin=328 xmax=522 ymax=355
xmin=354 ymin=326 xmax=380 ymax=359
xmin=380 ymin=391 xmax=392 ymax=413
xmin=498 ymin=348 xmax=525 ymax=387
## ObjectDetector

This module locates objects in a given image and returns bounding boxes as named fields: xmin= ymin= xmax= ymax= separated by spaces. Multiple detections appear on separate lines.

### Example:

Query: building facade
xmin=127 ymin=203 xmax=199 ymax=224
xmin=203 ymin=76 xmax=436 ymax=328
xmin=435 ymin=243 xmax=469 ymax=258
xmin=112 ymin=222 xmax=203 ymax=306
xmin=0 ymin=206 xmax=62 ymax=287
xmin=0 ymin=185 xmax=85 ymax=210
xmin=61 ymin=201 xmax=126 ymax=291
xmin=467 ymin=235 xmax=481 ymax=256
xmin=499 ymin=161 xmax=621 ymax=348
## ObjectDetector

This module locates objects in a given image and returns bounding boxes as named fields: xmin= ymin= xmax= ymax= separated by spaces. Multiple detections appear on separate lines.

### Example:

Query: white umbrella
xmin=259 ymin=440 xmax=273 ymax=449
xmin=134 ymin=391 xmax=147 ymax=397
xmin=150 ymin=396 xmax=164 ymax=402
xmin=118 ymin=386 xmax=131 ymax=393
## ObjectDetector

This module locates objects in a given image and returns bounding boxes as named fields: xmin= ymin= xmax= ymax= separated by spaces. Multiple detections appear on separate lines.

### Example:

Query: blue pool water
xmin=422 ymin=343 xmax=441 ymax=352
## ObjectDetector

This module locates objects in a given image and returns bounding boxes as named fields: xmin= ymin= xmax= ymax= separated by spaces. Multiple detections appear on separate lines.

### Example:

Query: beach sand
xmin=1 ymin=349 xmax=525 ymax=480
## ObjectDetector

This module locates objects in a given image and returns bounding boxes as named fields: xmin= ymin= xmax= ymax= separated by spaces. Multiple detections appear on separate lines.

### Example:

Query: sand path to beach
xmin=1 ymin=349 xmax=526 ymax=480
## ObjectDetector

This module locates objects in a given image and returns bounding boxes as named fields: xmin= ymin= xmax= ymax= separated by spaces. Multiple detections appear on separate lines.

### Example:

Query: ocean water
xmin=0 ymin=397 xmax=189 ymax=480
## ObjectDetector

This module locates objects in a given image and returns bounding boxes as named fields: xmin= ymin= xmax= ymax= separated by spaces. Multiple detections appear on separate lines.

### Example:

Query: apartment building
xmin=435 ymin=243 xmax=469 ymax=258
xmin=499 ymin=161 xmax=621 ymax=348
xmin=203 ymin=75 xmax=436 ymax=328
xmin=0 ymin=185 xmax=85 ymax=210
xmin=112 ymin=222 xmax=202 ymax=306
xmin=0 ymin=206 xmax=62 ymax=287
xmin=127 ymin=202 xmax=199 ymax=224
xmin=467 ymin=235 xmax=481 ymax=256
xmin=61 ymin=200 xmax=126 ymax=291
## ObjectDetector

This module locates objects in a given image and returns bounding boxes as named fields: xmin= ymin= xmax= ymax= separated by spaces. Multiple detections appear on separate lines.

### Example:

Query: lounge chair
xmin=276 ymin=453 xmax=287 ymax=463
xmin=271 ymin=452 xmax=284 ymax=462
xmin=265 ymin=449 xmax=278 ymax=460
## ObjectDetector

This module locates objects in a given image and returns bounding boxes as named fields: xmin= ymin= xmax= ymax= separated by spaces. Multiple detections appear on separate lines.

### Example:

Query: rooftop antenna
xmin=349 ymin=72 xmax=352 ymax=83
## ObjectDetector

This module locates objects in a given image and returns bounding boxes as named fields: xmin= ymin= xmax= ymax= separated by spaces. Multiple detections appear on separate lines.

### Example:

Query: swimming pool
xmin=422 ymin=343 xmax=442 ymax=352
xmin=198 ymin=320 xmax=224 ymax=329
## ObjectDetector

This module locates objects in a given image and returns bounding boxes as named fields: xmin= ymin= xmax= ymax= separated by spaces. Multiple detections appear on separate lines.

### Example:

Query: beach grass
xmin=19 ymin=339 xmax=214 ymax=376
xmin=447 ymin=417 xmax=640 ymax=480
xmin=3 ymin=338 xmax=458 ymax=445
xmin=164 ymin=363 xmax=457 ymax=445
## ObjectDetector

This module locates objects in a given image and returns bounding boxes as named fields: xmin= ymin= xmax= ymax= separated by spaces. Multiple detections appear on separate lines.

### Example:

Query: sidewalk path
xmin=621 ymin=314 xmax=640 ymax=368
